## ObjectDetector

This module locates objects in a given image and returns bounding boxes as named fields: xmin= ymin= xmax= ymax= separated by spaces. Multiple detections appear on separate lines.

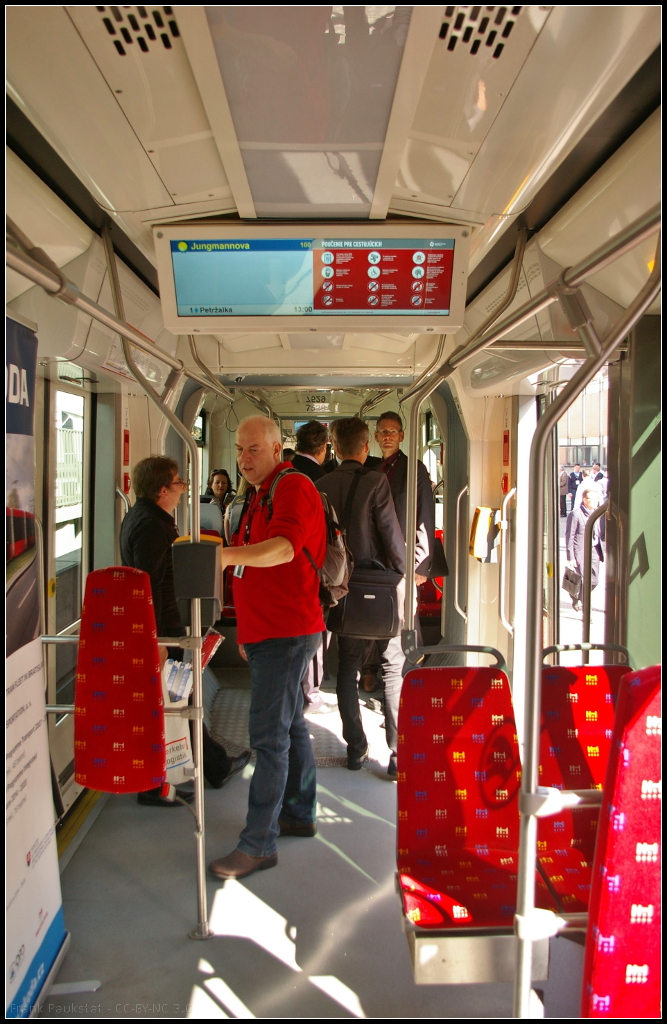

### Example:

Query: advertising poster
xmin=6 ymin=318 xmax=67 ymax=1017
xmin=6 ymin=641 xmax=67 ymax=1017
xmin=6 ymin=319 xmax=40 ymax=656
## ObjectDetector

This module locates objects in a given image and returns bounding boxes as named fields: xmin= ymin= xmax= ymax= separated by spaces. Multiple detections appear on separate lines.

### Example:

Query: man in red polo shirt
xmin=208 ymin=416 xmax=326 ymax=880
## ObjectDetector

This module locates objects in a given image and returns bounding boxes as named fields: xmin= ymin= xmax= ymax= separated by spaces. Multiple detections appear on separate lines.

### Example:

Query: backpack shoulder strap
xmin=264 ymin=467 xmax=313 ymax=520
xmin=341 ymin=465 xmax=369 ymax=533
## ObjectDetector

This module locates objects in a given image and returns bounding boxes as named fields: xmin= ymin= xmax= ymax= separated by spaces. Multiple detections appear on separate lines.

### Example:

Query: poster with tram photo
xmin=6 ymin=318 xmax=67 ymax=1018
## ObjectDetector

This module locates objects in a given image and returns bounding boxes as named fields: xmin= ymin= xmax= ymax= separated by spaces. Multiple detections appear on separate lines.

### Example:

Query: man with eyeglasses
xmin=364 ymin=411 xmax=437 ymax=775
xmin=120 ymin=456 xmax=249 ymax=807
xmin=372 ymin=411 xmax=435 ymax=588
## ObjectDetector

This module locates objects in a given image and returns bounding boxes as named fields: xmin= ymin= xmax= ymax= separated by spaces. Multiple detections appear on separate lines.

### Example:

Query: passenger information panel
xmin=170 ymin=238 xmax=455 ymax=318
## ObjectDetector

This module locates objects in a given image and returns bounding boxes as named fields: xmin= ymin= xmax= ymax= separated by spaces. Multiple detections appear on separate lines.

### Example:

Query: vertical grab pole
xmin=513 ymin=259 xmax=660 ymax=1017
xmin=101 ymin=227 xmax=210 ymax=940
xmin=581 ymin=500 xmax=608 ymax=664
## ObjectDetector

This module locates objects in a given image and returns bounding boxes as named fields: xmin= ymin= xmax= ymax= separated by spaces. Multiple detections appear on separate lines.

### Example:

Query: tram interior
xmin=5 ymin=5 xmax=661 ymax=1020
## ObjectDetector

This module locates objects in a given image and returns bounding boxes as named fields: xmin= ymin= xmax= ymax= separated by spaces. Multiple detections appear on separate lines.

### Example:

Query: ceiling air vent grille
xmin=439 ymin=6 xmax=522 ymax=59
xmin=96 ymin=6 xmax=179 ymax=56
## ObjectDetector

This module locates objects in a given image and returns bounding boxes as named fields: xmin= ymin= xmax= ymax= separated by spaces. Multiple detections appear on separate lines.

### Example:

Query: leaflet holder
xmin=172 ymin=537 xmax=222 ymax=627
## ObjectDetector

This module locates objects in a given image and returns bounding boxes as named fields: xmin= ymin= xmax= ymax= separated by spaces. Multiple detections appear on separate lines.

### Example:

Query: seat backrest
xmin=397 ymin=666 xmax=528 ymax=928
xmin=537 ymin=665 xmax=627 ymax=912
xmin=580 ymin=665 xmax=661 ymax=1018
xmin=74 ymin=567 xmax=165 ymax=794
xmin=199 ymin=501 xmax=224 ymax=536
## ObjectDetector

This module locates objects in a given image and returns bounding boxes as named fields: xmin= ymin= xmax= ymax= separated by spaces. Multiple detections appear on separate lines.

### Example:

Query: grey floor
xmin=40 ymin=663 xmax=585 ymax=1020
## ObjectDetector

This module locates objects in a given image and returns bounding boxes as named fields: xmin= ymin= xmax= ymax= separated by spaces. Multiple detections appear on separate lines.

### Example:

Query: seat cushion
xmin=538 ymin=665 xmax=626 ymax=911
xmin=397 ymin=666 xmax=531 ymax=928
xmin=74 ymin=567 xmax=165 ymax=794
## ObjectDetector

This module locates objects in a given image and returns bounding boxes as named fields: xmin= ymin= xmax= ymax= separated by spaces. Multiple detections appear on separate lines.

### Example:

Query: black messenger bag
xmin=327 ymin=560 xmax=405 ymax=640
xmin=325 ymin=465 xmax=405 ymax=640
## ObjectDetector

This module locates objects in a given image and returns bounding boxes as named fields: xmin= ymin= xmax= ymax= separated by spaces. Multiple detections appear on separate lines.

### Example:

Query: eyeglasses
xmin=376 ymin=428 xmax=401 ymax=437
xmin=170 ymin=478 xmax=189 ymax=489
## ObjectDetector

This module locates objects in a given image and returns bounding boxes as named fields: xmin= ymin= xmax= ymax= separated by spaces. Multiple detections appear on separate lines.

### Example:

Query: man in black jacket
xmin=317 ymin=418 xmax=406 ymax=775
xmin=568 ymin=464 xmax=584 ymax=504
xmin=291 ymin=420 xmax=328 ymax=482
xmin=373 ymin=411 xmax=435 ymax=584
xmin=120 ymin=456 xmax=249 ymax=806
xmin=290 ymin=420 xmax=334 ymax=712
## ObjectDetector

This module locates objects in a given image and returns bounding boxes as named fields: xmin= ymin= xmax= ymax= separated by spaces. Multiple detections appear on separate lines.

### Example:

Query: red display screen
xmin=313 ymin=238 xmax=455 ymax=315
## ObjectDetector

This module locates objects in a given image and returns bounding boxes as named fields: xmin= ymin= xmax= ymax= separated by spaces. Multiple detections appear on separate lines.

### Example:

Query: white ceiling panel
xmin=66 ymin=5 xmax=233 ymax=207
xmin=395 ymin=5 xmax=550 ymax=206
xmin=200 ymin=5 xmax=413 ymax=218
xmin=450 ymin=5 xmax=660 ymax=216
xmin=6 ymin=6 xmax=173 ymax=213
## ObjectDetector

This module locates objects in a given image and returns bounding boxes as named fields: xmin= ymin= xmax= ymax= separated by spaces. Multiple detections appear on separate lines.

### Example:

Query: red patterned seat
xmin=397 ymin=666 xmax=555 ymax=929
xmin=581 ymin=665 xmax=661 ymax=1018
xmin=537 ymin=665 xmax=627 ymax=912
xmin=74 ymin=567 xmax=166 ymax=794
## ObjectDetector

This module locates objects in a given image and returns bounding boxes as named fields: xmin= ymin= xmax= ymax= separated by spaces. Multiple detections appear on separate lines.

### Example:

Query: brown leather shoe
xmin=361 ymin=671 xmax=378 ymax=693
xmin=208 ymin=849 xmax=277 ymax=879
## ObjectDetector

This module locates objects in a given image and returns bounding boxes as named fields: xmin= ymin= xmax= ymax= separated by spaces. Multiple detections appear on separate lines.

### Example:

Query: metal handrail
xmin=116 ymin=488 xmax=131 ymax=515
xmin=399 ymin=228 xmax=529 ymax=655
xmin=454 ymin=486 xmax=469 ymax=623
xmin=359 ymin=388 xmax=393 ymax=418
xmin=541 ymin=643 xmax=630 ymax=665
xmin=188 ymin=335 xmax=234 ymax=402
xmin=100 ymin=226 xmax=210 ymax=940
xmin=581 ymin=500 xmax=608 ymax=663
xmin=398 ymin=336 xmax=446 ymax=405
xmin=499 ymin=487 xmax=517 ymax=635
xmin=420 ymin=643 xmax=507 ymax=670
xmin=449 ymin=205 xmax=659 ymax=372
xmin=513 ymin=238 xmax=660 ymax=1018
xmin=5 ymin=238 xmax=234 ymax=408
xmin=33 ymin=513 xmax=47 ymax=635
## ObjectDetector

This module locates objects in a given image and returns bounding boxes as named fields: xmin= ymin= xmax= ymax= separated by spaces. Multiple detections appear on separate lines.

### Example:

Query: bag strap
xmin=341 ymin=466 xmax=368 ymax=533
xmin=264 ymin=466 xmax=324 ymax=576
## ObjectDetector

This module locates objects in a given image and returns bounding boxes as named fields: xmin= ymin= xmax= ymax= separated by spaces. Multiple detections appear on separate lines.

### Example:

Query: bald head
xmin=235 ymin=416 xmax=283 ymax=488
xmin=237 ymin=415 xmax=281 ymax=445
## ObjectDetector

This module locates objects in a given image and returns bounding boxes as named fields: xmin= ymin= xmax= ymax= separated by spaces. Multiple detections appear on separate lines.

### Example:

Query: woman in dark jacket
xmin=203 ymin=468 xmax=235 ymax=510
xmin=565 ymin=488 xmax=604 ymax=611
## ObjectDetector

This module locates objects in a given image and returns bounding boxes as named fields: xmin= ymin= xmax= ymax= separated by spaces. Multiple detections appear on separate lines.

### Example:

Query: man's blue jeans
xmin=238 ymin=632 xmax=321 ymax=857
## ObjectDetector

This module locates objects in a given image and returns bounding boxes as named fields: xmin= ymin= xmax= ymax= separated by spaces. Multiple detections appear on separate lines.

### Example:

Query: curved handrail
xmin=419 ymin=643 xmax=507 ymax=670
xmin=454 ymin=485 xmax=469 ymax=622
xmin=542 ymin=642 xmax=630 ymax=665
xmin=499 ymin=487 xmax=517 ymax=635
xmin=116 ymin=488 xmax=131 ymax=515
xmin=582 ymin=500 xmax=608 ymax=662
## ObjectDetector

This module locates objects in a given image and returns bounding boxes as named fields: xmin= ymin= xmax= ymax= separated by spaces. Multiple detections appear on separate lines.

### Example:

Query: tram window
xmin=192 ymin=411 xmax=206 ymax=446
xmin=53 ymin=390 xmax=86 ymax=712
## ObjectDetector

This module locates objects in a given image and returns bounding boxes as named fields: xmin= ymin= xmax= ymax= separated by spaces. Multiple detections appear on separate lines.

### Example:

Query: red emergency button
xmin=501 ymin=474 xmax=509 ymax=494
